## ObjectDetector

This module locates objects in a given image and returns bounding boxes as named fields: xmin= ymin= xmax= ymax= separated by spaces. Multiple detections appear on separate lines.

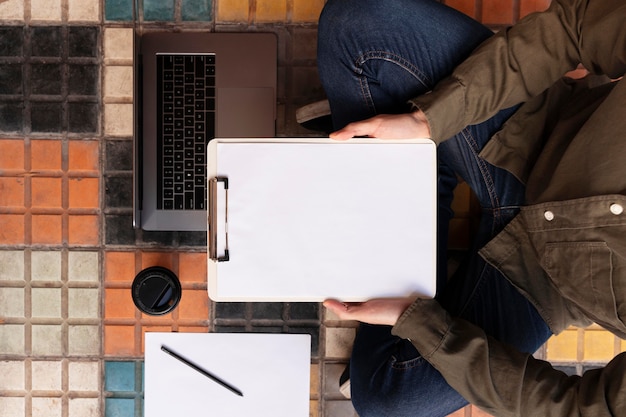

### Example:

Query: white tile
xmin=68 ymin=288 xmax=99 ymax=319
xmin=0 ymin=397 xmax=25 ymax=417
xmin=68 ymin=325 xmax=100 ymax=355
xmin=31 ymin=251 xmax=62 ymax=281
xmin=0 ymin=287 xmax=25 ymax=317
xmin=31 ymin=361 xmax=63 ymax=391
xmin=32 ymin=325 xmax=63 ymax=356
xmin=104 ymin=28 xmax=134 ymax=61
xmin=69 ymin=398 xmax=99 ymax=417
xmin=32 ymin=397 xmax=62 ymax=417
xmin=0 ymin=0 xmax=24 ymax=20
xmin=0 ymin=361 xmax=25 ymax=390
xmin=104 ymin=103 xmax=134 ymax=136
xmin=30 ymin=0 xmax=62 ymax=21
xmin=67 ymin=0 xmax=100 ymax=22
xmin=31 ymin=287 xmax=62 ymax=318
xmin=104 ymin=66 xmax=134 ymax=99
xmin=0 ymin=251 xmax=25 ymax=281
xmin=0 ymin=324 xmax=25 ymax=354
xmin=68 ymin=361 xmax=100 ymax=391
xmin=68 ymin=251 xmax=99 ymax=283
xmin=325 ymin=327 xmax=356 ymax=359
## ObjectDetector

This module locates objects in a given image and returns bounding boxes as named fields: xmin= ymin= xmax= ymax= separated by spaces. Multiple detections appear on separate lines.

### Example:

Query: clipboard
xmin=144 ymin=332 xmax=311 ymax=417
xmin=207 ymin=138 xmax=437 ymax=302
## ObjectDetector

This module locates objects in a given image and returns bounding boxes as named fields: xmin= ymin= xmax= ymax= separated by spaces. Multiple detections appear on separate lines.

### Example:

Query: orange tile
xmin=105 ymin=251 xmax=136 ymax=283
xmin=68 ymin=140 xmax=99 ymax=172
xmin=31 ymin=177 xmax=63 ymax=208
xmin=546 ymin=329 xmax=578 ymax=361
xmin=520 ymin=0 xmax=551 ymax=18
xmin=482 ymin=0 xmax=514 ymax=24
xmin=105 ymin=288 xmax=137 ymax=320
xmin=178 ymin=252 xmax=207 ymax=284
xmin=446 ymin=406 xmax=467 ymax=416
xmin=68 ymin=178 xmax=99 ymax=209
xmin=445 ymin=0 xmax=476 ymax=18
xmin=177 ymin=326 xmax=209 ymax=333
xmin=141 ymin=252 xmax=175 ymax=271
xmin=177 ymin=289 xmax=209 ymax=321
xmin=31 ymin=214 xmax=63 ymax=244
xmin=141 ymin=326 xmax=173 ymax=353
xmin=292 ymin=0 xmax=324 ymax=22
xmin=0 ymin=139 xmax=25 ymax=171
xmin=216 ymin=0 xmax=249 ymax=22
xmin=104 ymin=324 xmax=136 ymax=356
xmin=583 ymin=329 xmax=615 ymax=362
xmin=68 ymin=215 xmax=99 ymax=245
xmin=0 ymin=177 xmax=25 ymax=207
xmin=0 ymin=214 xmax=25 ymax=244
xmin=141 ymin=310 xmax=175 ymax=324
xmin=31 ymin=140 xmax=62 ymax=171
xmin=256 ymin=0 xmax=286 ymax=22
xmin=470 ymin=405 xmax=495 ymax=416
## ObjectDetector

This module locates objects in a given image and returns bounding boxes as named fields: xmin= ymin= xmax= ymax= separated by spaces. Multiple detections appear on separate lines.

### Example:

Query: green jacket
xmin=394 ymin=0 xmax=626 ymax=415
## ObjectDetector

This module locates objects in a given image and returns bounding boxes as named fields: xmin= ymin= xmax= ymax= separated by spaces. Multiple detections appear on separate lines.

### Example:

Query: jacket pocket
xmin=542 ymin=241 xmax=626 ymax=331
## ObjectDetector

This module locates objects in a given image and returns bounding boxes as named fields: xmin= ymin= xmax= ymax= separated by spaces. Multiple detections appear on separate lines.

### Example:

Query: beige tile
xmin=0 ymin=0 xmax=24 ymax=20
xmin=68 ymin=251 xmax=99 ymax=283
xmin=0 ymin=250 xmax=25 ymax=281
xmin=30 ymin=0 xmax=63 ymax=22
xmin=68 ymin=288 xmax=99 ymax=319
xmin=104 ymin=103 xmax=134 ymax=136
xmin=0 ymin=397 xmax=25 ymax=417
xmin=32 ymin=397 xmax=63 ymax=417
xmin=104 ymin=28 xmax=134 ymax=62
xmin=32 ymin=324 xmax=63 ymax=356
xmin=68 ymin=398 xmax=99 ymax=417
xmin=68 ymin=361 xmax=100 ymax=391
xmin=68 ymin=325 xmax=100 ymax=355
xmin=0 ymin=287 xmax=25 ymax=317
xmin=0 ymin=324 xmax=25 ymax=354
xmin=323 ymin=362 xmax=348 ymax=397
xmin=68 ymin=0 xmax=100 ymax=22
xmin=325 ymin=327 xmax=356 ymax=359
xmin=325 ymin=400 xmax=358 ymax=417
xmin=310 ymin=363 xmax=320 ymax=397
xmin=31 ymin=287 xmax=62 ymax=318
xmin=104 ymin=66 xmax=133 ymax=100
xmin=0 ymin=361 xmax=24 ymax=390
xmin=31 ymin=251 xmax=62 ymax=282
xmin=31 ymin=360 xmax=63 ymax=391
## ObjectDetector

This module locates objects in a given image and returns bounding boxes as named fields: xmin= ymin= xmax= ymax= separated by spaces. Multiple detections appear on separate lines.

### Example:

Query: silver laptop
xmin=133 ymin=32 xmax=277 ymax=231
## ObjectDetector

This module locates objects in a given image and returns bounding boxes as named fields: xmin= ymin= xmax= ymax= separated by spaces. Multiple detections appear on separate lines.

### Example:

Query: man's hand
xmin=323 ymin=297 xmax=417 ymax=326
xmin=329 ymin=110 xmax=432 ymax=140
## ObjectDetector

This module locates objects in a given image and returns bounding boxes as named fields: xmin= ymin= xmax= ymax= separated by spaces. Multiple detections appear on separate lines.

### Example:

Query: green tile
xmin=182 ymin=0 xmax=212 ymax=21
xmin=105 ymin=361 xmax=136 ymax=392
xmin=105 ymin=0 xmax=134 ymax=21
xmin=105 ymin=398 xmax=136 ymax=417
xmin=143 ymin=0 xmax=175 ymax=21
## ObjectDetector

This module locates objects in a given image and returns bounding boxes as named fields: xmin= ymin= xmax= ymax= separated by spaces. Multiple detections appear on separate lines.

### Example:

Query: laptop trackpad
xmin=216 ymin=88 xmax=276 ymax=137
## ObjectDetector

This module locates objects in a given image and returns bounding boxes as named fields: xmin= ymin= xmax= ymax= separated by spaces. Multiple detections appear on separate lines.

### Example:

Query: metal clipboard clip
xmin=208 ymin=177 xmax=230 ymax=262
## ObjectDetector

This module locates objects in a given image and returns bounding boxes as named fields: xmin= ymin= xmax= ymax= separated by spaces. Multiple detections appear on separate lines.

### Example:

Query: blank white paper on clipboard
xmin=207 ymin=138 xmax=437 ymax=302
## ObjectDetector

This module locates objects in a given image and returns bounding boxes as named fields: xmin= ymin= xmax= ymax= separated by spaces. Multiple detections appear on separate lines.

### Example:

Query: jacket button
xmin=610 ymin=203 xmax=624 ymax=215
xmin=544 ymin=210 xmax=555 ymax=221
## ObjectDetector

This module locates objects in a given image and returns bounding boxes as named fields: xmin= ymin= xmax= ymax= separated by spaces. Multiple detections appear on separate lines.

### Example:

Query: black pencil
xmin=161 ymin=345 xmax=244 ymax=397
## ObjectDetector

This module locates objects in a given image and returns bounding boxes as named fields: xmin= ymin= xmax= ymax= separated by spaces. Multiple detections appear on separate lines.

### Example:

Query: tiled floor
xmin=1 ymin=1 xmax=623 ymax=417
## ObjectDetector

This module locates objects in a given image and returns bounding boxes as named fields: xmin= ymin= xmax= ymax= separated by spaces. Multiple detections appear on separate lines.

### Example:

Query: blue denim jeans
xmin=318 ymin=0 xmax=553 ymax=416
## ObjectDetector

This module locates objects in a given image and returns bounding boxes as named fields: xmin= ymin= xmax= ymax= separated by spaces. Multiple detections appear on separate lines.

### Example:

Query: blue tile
xmin=105 ymin=398 xmax=136 ymax=417
xmin=105 ymin=361 xmax=136 ymax=392
xmin=105 ymin=0 xmax=135 ymax=21
xmin=182 ymin=0 xmax=212 ymax=21
xmin=143 ymin=0 xmax=175 ymax=21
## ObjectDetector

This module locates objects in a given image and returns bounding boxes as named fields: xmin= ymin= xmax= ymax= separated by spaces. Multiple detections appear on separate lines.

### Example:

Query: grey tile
xmin=105 ymin=140 xmax=133 ymax=171
xmin=68 ymin=102 xmax=98 ymax=133
xmin=252 ymin=302 xmax=284 ymax=320
xmin=31 ymin=101 xmax=63 ymax=132
xmin=0 ymin=26 xmax=24 ymax=57
xmin=105 ymin=214 xmax=137 ymax=245
xmin=215 ymin=302 xmax=246 ymax=319
xmin=289 ymin=302 xmax=320 ymax=320
xmin=68 ymin=64 xmax=99 ymax=96
xmin=31 ymin=63 xmax=63 ymax=95
xmin=104 ymin=175 xmax=133 ymax=209
xmin=177 ymin=231 xmax=207 ymax=247
xmin=0 ymin=101 xmax=23 ymax=132
xmin=30 ymin=26 xmax=62 ymax=58
xmin=0 ymin=64 xmax=23 ymax=94
xmin=68 ymin=27 xmax=98 ymax=58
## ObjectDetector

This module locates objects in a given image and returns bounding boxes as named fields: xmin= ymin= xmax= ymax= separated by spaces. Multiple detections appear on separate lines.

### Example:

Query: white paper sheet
xmin=144 ymin=333 xmax=311 ymax=417
xmin=208 ymin=140 xmax=437 ymax=301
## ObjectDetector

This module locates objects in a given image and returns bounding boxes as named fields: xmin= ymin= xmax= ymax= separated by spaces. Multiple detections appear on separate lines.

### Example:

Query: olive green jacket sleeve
xmin=410 ymin=0 xmax=626 ymax=143
xmin=392 ymin=299 xmax=626 ymax=416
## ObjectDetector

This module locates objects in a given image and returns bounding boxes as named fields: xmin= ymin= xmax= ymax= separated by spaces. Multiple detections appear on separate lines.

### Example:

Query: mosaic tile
xmin=31 ymin=251 xmax=62 ymax=281
xmin=31 ymin=177 xmax=63 ymax=209
xmin=583 ymin=329 xmax=615 ymax=361
xmin=482 ymin=0 xmax=514 ymax=24
xmin=445 ymin=0 xmax=477 ymax=18
xmin=0 ymin=397 xmax=25 ymax=417
xmin=69 ymin=178 xmax=100 ymax=209
xmin=0 ymin=27 xmax=23 ymax=56
xmin=69 ymin=102 xmax=100 ymax=133
xmin=68 ymin=398 xmax=100 ymax=417
xmin=0 ymin=361 xmax=25 ymax=390
xmin=323 ymin=362 xmax=348 ymax=398
xmin=216 ymin=0 xmax=249 ymax=22
xmin=105 ymin=398 xmax=136 ymax=417
xmin=31 ymin=139 xmax=62 ymax=171
xmin=104 ymin=176 xmax=133 ymax=208
xmin=256 ymin=0 xmax=287 ymax=22
xmin=31 ymin=63 xmax=63 ymax=95
xmin=68 ymin=0 xmax=101 ymax=22
xmin=0 ymin=64 xmax=23 ymax=94
xmin=0 ymin=324 xmax=25 ymax=354
xmin=0 ymin=287 xmax=25 ymax=317
xmin=182 ymin=0 xmax=212 ymax=21
xmin=325 ymin=400 xmax=358 ymax=417
xmin=292 ymin=0 xmax=324 ymax=22
xmin=143 ymin=0 xmax=175 ymax=21
xmin=31 ymin=360 xmax=63 ymax=391
xmin=324 ymin=327 xmax=355 ymax=359
xmin=105 ymin=0 xmax=134 ymax=21
xmin=520 ymin=0 xmax=552 ymax=18
xmin=32 ymin=324 xmax=63 ymax=355
xmin=31 ymin=287 xmax=63 ymax=318
xmin=69 ymin=64 xmax=99 ymax=96
xmin=104 ymin=65 xmax=133 ymax=99
xmin=104 ymin=325 xmax=136 ymax=356
xmin=68 ymin=361 xmax=100 ymax=391
xmin=104 ymin=140 xmax=133 ymax=171
xmin=68 ymin=288 xmax=100 ymax=318
xmin=0 ymin=0 xmax=24 ymax=20
xmin=30 ymin=0 xmax=63 ymax=22
xmin=32 ymin=398 xmax=63 ymax=417
xmin=0 ymin=177 xmax=25 ymax=207
xmin=68 ymin=215 xmax=100 ymax=245
xmin=546 ymin=328 xmax=578 ymax=361
xmin=0 ymin=102 xmax=23 ymax=132
xmin=104 ymin=28 xmax=134 ymax=61
xmin=69 ymin=27 xmax=99 ymax=58
xmin=31 ymin=101 xmax=64 ymax=133
xmin=105 ymin=288 xmax=137 ymax=319
xmin=68 ymin=325 xmax=101 ymax=355
xmin=0 ymin=214 xmax=24 ymax=245
xmin=104 ymin=103 xmax=134 ymax=136
xmin=68 ymin=140 xmax=100 ymax=172
xmin=31 ymin=26 xmax=61 ymax=57
xmin=68 ymin=251 xmax=99 ymax=283
xmin=0 ymin=250 xmax=25 ymax=280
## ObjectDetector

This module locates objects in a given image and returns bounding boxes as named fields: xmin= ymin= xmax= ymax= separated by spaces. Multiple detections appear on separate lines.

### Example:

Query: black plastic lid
xmin=131 ymin=266 xmax=182 ymax=315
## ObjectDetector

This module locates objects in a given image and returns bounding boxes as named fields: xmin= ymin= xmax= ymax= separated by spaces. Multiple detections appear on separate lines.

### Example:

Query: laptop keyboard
xmin=156 ymin=53 xmax=216 ymax=210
